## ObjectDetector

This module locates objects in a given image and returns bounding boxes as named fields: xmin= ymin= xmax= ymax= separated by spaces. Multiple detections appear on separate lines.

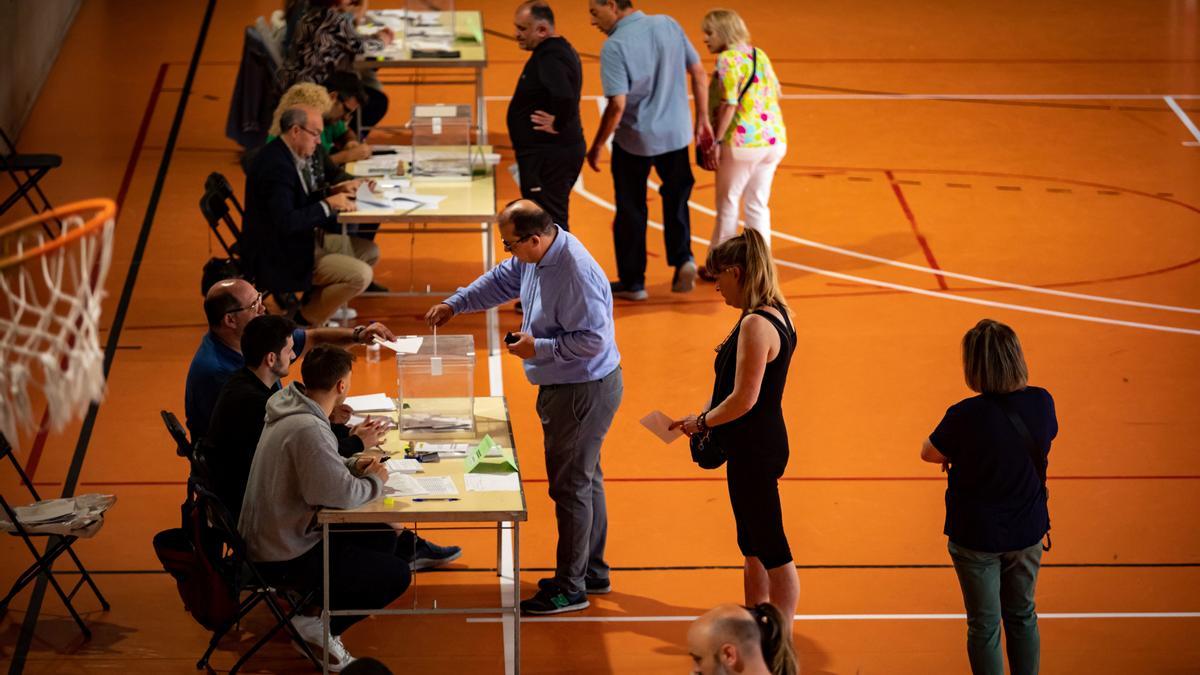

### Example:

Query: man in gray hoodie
xmin=239 ymin=346 xmax=409 ymax=671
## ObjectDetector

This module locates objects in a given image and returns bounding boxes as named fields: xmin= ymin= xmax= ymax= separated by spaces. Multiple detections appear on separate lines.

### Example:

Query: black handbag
xmin=690 ymin=429 xmax=726 ymax=469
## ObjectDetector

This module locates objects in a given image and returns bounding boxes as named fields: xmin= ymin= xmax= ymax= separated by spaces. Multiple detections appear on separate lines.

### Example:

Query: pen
xmin=413 ymin=497 xmax=459 ymax=502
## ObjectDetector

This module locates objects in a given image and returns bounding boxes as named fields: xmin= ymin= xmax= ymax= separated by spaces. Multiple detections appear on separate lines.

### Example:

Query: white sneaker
xmin=331 ymin=306 xmax=358 ymax=322
xmin=290 ymin=615 xmax=356 ymax=672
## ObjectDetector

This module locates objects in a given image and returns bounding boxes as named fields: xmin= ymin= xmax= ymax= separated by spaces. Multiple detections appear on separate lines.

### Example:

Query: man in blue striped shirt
xmin=425 ymin=199 xmax=623 ymax=614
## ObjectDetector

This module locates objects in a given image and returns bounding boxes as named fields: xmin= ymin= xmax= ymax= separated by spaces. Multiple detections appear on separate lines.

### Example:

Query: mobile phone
xmin=504 ymin=332 xmax=519 ymax=345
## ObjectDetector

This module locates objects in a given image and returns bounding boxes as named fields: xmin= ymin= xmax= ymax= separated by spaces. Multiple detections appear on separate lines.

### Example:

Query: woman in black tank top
xmin=671 ymin=229 xmax=800 ymax=633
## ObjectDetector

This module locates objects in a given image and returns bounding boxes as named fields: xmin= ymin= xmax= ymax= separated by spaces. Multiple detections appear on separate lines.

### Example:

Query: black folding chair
xmin=0 ymin=128 xmax=62 ymax=219
xmin=0 ymin=433 xmax=110 ymax=638
xmin=199 ymin=173 xmax=299 ymax=315
xmin=190 ymin=481 xmax=321 ymax=673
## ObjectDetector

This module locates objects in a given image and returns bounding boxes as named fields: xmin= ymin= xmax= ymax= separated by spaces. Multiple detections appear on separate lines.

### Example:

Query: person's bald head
xmin=203 ymin=278 xmax=265 ymax=344
xmin=498 ymin=199 xmax=557 ymax=263
xmin=687 ymin=605 xmax=768 ymax=675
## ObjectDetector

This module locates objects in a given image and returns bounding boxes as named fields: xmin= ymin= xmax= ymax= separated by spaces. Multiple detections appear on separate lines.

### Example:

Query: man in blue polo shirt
xmin=184 ymin=278 xmax=395 ymax=441
xmin=586 ymin=0 xmax=712 ymax=301
xmin=425 ymin=199 xmax=623 ymax=615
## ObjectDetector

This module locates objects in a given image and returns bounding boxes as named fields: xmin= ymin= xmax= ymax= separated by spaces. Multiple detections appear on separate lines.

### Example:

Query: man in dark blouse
xmin=507 ymin=1 xmax=585 ymax=231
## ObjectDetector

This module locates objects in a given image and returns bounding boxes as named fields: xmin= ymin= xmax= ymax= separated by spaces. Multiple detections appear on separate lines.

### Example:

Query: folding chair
xmin=189 ymin=481 xmax=321 ymax=673
xmin=0 ymin=128 xmax=62 ymax=219
xmin=199 ymin=173 xmax=300 ymax=315
xmin=0 ymin=434 xmax=110 ymax=638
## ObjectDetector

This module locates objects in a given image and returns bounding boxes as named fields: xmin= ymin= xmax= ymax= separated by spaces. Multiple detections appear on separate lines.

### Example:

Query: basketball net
xmin=0 ymin=199 xmax=116 ymax=448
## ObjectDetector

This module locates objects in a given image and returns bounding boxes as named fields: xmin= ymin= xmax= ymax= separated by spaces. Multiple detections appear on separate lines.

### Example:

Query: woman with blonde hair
xmin=672 ymin=228 xmax=799 ymax=633
xmin=698 ymin=8 xmax=787 ymax=277
xmin=921 ymin=319 xmax=1056 ymax=675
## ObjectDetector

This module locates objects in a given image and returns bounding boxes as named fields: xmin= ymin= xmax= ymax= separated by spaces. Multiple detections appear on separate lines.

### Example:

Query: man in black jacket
xmin=202 ymin=314 xmax=461 ymax=569
xmin=507 ymin=2 xmax=585 ymax=231
xmin=243 ymin=105 xmax=376 ymax=326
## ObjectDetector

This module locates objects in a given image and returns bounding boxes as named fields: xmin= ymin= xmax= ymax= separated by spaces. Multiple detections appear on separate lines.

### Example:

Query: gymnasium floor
xmin=3 ymin=1 xmax=1199 ymax=673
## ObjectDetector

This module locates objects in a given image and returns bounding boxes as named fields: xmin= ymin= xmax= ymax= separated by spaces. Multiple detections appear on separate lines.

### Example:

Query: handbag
xmin=990 ymin=394 xmax=1052 ymax=551
xmin=697 ymin=47 xmax=759 ymax=171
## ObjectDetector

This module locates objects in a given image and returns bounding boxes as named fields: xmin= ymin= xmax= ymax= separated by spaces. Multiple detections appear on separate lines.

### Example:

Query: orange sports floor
xmin=3 ymin=1 xmax=1200 ymax=673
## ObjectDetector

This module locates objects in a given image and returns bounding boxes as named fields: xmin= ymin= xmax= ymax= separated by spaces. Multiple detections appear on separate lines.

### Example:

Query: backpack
xmin=152 ymin=504 xmax=239 ymax=631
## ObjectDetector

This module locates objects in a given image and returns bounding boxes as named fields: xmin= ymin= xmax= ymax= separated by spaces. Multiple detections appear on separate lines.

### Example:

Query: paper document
xmin=414 ymin=476 xmax=458 ymax=496
xmin=465 ymin=435 xmax=518 ymax=473
xmin=345 ymin=393 xmax=396 ymax=412
xmin=639 ymin=410 xmax=683 ymax=444
xmin=385 ymin=472 xmax=428 ymax=496
xmin=388 ymin=458 xmax=424 ymax=474
xmin=376 ymin=335 xmax=423 ymax=354
xmin=402 ymin=413 xmax=472 ymax=431
xmin=465 ymin=473 xmax=521 ymax=492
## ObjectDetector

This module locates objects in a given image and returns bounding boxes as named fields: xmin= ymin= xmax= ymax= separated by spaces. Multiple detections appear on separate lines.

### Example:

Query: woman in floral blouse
xmin=700 ymin=8 xmax=788 ymax=274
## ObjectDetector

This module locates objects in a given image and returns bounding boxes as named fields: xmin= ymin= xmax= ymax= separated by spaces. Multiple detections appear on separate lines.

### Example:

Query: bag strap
xmin=990 ymin=394 xmax=1052 ymax=551
xmin=736 ymin=47 xmax=758 ymax=105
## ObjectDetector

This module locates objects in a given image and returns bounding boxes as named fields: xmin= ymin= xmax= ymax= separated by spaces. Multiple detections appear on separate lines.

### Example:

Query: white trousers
xmin=711 ymin=143 xmax=787 ymax=247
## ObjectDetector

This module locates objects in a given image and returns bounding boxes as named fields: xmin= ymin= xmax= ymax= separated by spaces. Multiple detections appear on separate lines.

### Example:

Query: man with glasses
xmin=184 ymin=277 xmax=395 ymax=442
xmin=322 ymin=72 xmax=373 ymax=167
xmin=425 ymin=199 xmax=623 ymax=615
xmin=243 ymin=105 xmax=379 ymax=326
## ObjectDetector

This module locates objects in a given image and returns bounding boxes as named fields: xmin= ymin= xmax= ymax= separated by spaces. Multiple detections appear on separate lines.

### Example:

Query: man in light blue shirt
xmin=586 ymin=0 xmax=712 ymax=301
xmin=425 ymin=200 xmax=623 ymax=615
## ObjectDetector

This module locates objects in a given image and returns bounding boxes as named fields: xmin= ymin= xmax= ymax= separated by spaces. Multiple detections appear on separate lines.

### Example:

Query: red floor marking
xmin=885 ymin=170 xmax=949 ymax=290
xmin=24 ymin=63 xmax=168 ymax=483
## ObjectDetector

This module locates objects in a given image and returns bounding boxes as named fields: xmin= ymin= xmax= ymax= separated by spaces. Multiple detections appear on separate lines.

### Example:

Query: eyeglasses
xmin=338 ymin=97 xmax=360 ymax=120
xmin=226 ymin=292 xmax=265 ymax=315
xmin=298 ymin=126 xmax=321 ymax=139
xmin=501 ymin=234 xmax=534 ymax=252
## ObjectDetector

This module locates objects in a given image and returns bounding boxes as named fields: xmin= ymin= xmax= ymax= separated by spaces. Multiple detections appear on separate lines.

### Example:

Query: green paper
xmin=464 ymin=435 xmax=518 ymax=473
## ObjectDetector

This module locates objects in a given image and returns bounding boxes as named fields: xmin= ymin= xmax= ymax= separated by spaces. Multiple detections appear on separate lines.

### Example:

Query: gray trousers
xmin=949 ymin=540 xmax=1043 ymax=675
xmin=535 ymin=366 xmax=623 ymax=595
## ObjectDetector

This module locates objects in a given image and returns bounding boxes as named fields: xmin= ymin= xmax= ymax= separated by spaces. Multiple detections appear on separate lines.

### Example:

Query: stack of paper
xmin=376 ymin=336 xmax=423 ymax=354
xmin=464 ymin=473 xmax=521 ymax=492
xmin=344 ymin=393 xmax=396 ymax=412
xmin=384 ymin=473 xmax=458 ymax=496
xmin=387 ymin=458 xmax=424 ymax=474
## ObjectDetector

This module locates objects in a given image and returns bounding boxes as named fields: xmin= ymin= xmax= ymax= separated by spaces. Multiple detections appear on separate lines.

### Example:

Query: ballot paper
xmin=464 ymin=473 xmax=521 ymax=492
xmin=401 ymin=413 xmax=472 ymax=431
xmin=413 ymin=442 xmax=472 ymax=457
xmin=639 ymin=410 xmax=683 ymax=444
xmin=355 ymin=183 xmax=446 ymax=211
xmin=387 ymin=458 xmax=424 ymax=474
xmin=344 ymin=393 xmax=396 ymax=412
xmin=385 ymin=472 xmax=428 ymax=496
xmin=414 ymin=476 xmax=458 ymax=496
xmin=375 ymin=335 xmax=423 ymax=354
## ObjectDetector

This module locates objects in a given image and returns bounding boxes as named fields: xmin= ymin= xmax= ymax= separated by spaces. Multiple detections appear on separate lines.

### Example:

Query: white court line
xmin=468 ymin=611 xmax=1200 ymax=624
xmin=1164 ymin=96 xmax=1200 ymax=145
xmin=486 ymin=93 xmax=1200 ymax=102
xmin=656 ymin=177 xmax=1200 ymax=315
xmin=573 ymin=175 xmax=1200 ymax=335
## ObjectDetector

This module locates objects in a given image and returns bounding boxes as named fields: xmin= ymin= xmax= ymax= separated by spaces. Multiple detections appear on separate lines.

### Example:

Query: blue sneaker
xmin=410 ymin=538 xmax=462 ymax=571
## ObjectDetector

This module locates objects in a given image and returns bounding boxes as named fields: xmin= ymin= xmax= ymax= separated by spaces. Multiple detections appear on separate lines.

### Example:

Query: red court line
xmin=23 ymin=63 xmax=169 ymax=482
xmin=885 ymin=170 xmax=949 ymax=290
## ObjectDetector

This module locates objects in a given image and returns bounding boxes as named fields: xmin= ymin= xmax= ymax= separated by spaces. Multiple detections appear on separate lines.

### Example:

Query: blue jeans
xmin=948 ymin=540 xmax=1043 ymax=675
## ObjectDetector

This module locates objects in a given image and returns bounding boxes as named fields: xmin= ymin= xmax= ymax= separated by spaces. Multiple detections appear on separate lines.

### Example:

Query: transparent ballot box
xmin=396 ymin=333 xmax=475 ymax=436
xmin=409 ymin=104 xmax=475 ymax=180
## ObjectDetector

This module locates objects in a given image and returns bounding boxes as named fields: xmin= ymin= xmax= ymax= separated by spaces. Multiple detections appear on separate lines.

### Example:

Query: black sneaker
xmin=520 ymin=584 xmax=590 ymax=615
xmin=609 ymin=281 xmax=648 ymax=301
xmin=537 ymin=577 xmax=611 ymax=595
xmin=410 ymin=538 xmax=462 ymax=571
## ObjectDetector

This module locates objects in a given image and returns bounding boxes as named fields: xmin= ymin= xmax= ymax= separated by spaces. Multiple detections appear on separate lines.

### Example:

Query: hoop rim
xmin=0 ymin=198 xmax=116 ymax=272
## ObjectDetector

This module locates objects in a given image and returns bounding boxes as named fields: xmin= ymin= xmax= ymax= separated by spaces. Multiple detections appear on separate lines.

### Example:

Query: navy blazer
xmin=242 ymin=138 xmax=335 ymax=293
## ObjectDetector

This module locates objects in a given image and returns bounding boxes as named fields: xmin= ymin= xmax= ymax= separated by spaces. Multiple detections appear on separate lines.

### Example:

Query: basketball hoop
xmin=1 ymin=199 xmax=116 ymax=447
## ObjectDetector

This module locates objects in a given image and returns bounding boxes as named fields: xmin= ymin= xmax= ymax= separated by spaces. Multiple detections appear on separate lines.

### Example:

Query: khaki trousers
xmin=303 ymin=234 xmax=378 ymax=325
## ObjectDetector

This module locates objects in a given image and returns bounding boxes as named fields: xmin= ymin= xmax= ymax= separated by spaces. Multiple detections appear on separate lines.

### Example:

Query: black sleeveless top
xmin=709 ymin=306 xmax=796 ymax=461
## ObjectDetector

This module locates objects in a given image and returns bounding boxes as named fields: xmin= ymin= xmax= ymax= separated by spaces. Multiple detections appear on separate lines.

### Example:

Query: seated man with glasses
xmin=243 ymin=105 xmax=377 ymax=327
xmin=183 ymin=277 xmax=394 ymax=442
